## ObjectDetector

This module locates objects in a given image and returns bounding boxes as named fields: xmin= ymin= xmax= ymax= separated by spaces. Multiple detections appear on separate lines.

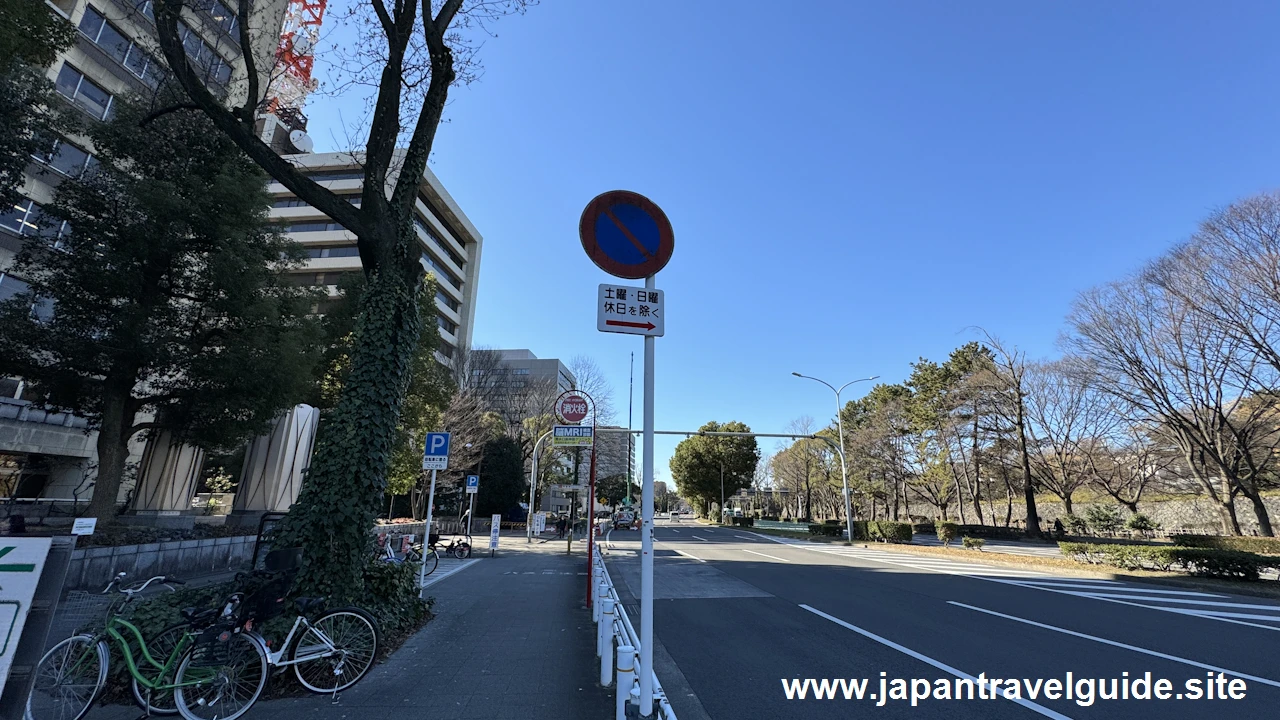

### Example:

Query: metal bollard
xmin=595 ymin=580 xmax=607 ymax=622
xmin=616 ymin=645 xmax=635 ymax=720
xmin=600 ymin=599 xmax=615 ymax=686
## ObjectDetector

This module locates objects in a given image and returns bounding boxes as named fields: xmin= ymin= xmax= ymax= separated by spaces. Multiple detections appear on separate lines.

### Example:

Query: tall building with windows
xmin=268 ymin=152 xmax=484 ymax=361
xmin=0 ymin=0 xmax=288 ymax=509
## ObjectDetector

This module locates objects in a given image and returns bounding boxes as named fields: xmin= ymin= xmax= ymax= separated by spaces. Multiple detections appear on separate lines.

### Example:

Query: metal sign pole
xmin=639 ymin=272 xmax=656 ymax=717
xmin=418 ymin=468 xmax=438 ymax=591
xmin=466 ymin=492 xmax=475 ymax=538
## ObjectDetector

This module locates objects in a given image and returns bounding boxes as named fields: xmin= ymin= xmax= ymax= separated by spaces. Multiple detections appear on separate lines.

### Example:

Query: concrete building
xmin=0 ymin=0 xmax=289 ymax=516
xmin=267 ymin=151 xmax=484 ymax=363
xmin=482 ymin=350 xmax=576 ymax=394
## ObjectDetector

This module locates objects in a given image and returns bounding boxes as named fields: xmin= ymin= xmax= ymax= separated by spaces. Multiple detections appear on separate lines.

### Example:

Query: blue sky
xmin=305 ymin=1 xmax=1280 ymax=481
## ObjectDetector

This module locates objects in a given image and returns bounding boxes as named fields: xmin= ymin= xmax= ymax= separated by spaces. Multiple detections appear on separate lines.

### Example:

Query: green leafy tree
xmin=595 ymin=473 xmax=630 ymax=508
xmin=1085 ymin=504 xmax=1125 ymax=534
xmin=0 ymin=101 xmax=321 ymax=522
xmin=669 ymin=421 xmax=760 ymax=516
xmin=0 ymin=0 xmax=76 ymax=208
xmin=474 ymin=436 xmax=525 ymax=518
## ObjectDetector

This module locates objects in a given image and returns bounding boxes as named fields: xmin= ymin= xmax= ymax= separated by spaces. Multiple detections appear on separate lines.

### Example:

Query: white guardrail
xmin=592 ymin=543 xmax=678 ymax=720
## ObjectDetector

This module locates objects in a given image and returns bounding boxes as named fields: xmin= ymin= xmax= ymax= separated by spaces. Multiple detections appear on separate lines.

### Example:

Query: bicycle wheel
xmin=290 ymin=608 xmax=380 ymax=693
xmin=25 ymin=635 xmax=108 ymax=720
xmin=131 ymin=623 xmax=188 ymax=715
xmin=421 ymin=549 xmax=439 ymax=576
xmin=173 ymin=632 xmax=268 ymax=720
xmin=451 ymin=543 xmax=471 ymax=560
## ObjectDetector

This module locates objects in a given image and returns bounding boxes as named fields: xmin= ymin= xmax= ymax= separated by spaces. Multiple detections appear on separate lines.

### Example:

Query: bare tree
xmin=1021 ymin=359 xmax=1124 ymax=515
xmin=1068 ymin=275 xmax=1278 ymax=535
xmin=567 ymin=354 xmax=616 ymax=425
xmin=978 ymin=331 xmax=1044 ymax=539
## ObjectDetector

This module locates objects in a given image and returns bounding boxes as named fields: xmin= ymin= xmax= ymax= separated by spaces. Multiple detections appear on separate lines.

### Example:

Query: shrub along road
xmin=605 ymin=520 xmax=1280 ymax=720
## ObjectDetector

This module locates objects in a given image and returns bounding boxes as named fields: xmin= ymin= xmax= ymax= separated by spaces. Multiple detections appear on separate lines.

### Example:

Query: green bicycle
xmin=25 ymin=573 xmax=269 ymax=720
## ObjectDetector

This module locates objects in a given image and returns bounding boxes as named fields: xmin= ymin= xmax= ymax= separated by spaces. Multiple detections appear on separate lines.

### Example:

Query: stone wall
xmin=65 ymin=535 xmax=257 ymax=590
xmin=898 ymin=495 xmax=1280 ymax=536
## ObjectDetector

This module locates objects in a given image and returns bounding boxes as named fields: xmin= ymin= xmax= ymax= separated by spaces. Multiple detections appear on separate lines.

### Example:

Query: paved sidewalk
xmin=85 ymin=536 xmax=611 ymax=720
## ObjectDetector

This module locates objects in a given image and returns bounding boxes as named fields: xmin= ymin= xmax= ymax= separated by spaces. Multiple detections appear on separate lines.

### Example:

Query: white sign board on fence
xmin=71 ymin=518 xmax=97 ymax=535
xmin=533 ymin=512 xmax=546 ymax=534
xmin=489 ymin=514 xmax=501 ymax=550
xmin=0 ymin=537 xmax=53 ymax=697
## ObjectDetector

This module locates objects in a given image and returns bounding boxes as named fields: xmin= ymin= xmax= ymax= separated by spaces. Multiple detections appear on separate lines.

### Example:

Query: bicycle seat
xmin=181 ymin=607 xmax=219 ymax=626
xmin=295 ymin=596 xmax=326 ymax=614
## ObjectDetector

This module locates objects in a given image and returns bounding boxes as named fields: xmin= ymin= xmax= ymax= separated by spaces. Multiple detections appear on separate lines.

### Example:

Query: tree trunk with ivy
xmin=150 ymin=0 xmax=532 ymax=601
xmin=274 ymin=264 xmax=422 ymax=599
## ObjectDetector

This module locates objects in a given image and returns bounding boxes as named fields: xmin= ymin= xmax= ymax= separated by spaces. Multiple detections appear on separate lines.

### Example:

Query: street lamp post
xmin=791 ymin=372 xmax=879 ymax=541
xmin=720 ymin=460 xmax=724 ymax=524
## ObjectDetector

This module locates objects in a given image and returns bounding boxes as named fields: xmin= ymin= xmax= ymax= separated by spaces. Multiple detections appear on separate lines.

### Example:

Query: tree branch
xmin=235 ymin=0 xmax=260 ymax=123
xmin=139 ymin=102 xmax=200 ymax=126
xmin=152 ymin=1 xmax=364 ymax=237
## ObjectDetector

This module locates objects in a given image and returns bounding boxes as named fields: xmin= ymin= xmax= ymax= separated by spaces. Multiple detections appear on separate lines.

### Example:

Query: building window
xmin=420 ymin=252 xmax=461 ymax=290
xmin=413 ymin=215 xmax=466 ymax=269
xmin=38 ymin=137 xmax=96 ymax=178
xmin=304 ymin=169 xmax=363 ymax=181
xmin=284 ymin=221 xmax=345 ymax=233
xmin=1 ymin=199 xmax=42 ymax=236
xmin=136 ymin=0 xmax=154 ymax=20
xmin=274 ymin=195 xmax=358 ymax=208
xmin=437 ymin=343 xmax=454 ymax=359
xmin=208 ymin=0 xmax=239 ymax=36
xmin=437 ymin=315 xmax=457 ymax=335
xmin=78 ymin=7 xmax=166 ymax=86
xmin=55 ymin=64 xmax=113 ymax=120
xmin=306 ymin=245 xmax=360 ymax=259
xmin=435 ymin=289 xmax=459 ymax=312
xmin=0 ymin=274 xmax=54 ymax=321
xmin=513 ymin=368 xmax=530 ymax=375
xmin=179 ymin=21 xmax=231 ymax=85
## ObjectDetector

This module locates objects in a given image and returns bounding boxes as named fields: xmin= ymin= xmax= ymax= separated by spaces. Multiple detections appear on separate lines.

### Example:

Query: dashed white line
xmin=672 ymin=548 xmax=705 ymax=563
xmin=691 ymin=535 xmax=709 ymax=542
xmin=741 ymin=549 xmax=789 ymax=563
xmin=734 ymin=534 xmax=756 ymax=541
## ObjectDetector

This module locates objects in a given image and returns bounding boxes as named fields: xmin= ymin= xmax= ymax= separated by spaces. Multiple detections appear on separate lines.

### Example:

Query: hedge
xmin=867 ymin=521 xmax=913 ymax=544
xmin=808 ymin=523 xmax=844 ymax=537
xmin=730 ymin=516 xmax=755 ymax=527
xmin=1172 ymin=534 xmax=1280 ymax=557
xmin=1059 ymin=542 xmax=1278 ymax=581
xmin=913 ymin=523 xmax=1027 ymax=540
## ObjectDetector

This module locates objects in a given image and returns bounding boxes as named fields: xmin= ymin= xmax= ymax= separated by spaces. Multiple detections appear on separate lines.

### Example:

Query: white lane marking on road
xmin=672 ymin=548 xmax=705 ymax=563
xmin=420 ymin=558 xmax=480 ymax=590
xmin=690 ymin=535 xmax=709 ymax=542
xmin=748 ymin=531 xmax=1280 ymax=631
xmin=741 ymin=549 xmax=790 ymax=563
xmin=1011 ymin=581 xmax=1224 ymax=597
xmin=949 ymin=601 xmax=1280 ymax=688
xmin=734 ymin=535 xmax=756 ymax=541
xmin=669 ymin=529 xmax=680 ymax=533
xmin=1072 ymin=593 xmax=1280 ymax=610
xmin=800 ymin=604 xmax=1074 ymax=720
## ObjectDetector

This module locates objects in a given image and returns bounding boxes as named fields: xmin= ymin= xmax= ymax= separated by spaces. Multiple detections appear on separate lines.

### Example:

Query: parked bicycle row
xmin=26 ymin=547 xmax=379 ymax=720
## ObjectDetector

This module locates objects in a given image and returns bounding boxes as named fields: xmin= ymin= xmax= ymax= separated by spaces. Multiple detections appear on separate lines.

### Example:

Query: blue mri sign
xmin=421 ymin=432 xmax=451 ymax=470
xmin=466 ymin=475 xmax=480 ymax=494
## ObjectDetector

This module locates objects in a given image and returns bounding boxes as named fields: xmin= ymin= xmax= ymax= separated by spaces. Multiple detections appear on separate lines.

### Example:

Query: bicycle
xmin=26 ymin=573 xmax=268 ymax=720
xmin=234 ymin=548 xmax=381 ymax=695
xmin=404 ymin=532 xmax=471 ymax=572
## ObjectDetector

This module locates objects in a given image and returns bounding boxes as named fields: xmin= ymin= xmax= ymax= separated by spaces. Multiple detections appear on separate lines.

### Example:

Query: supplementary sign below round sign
xmin=579 ymin=190 xmax=674 ymax=279
xmin=555 ymin=392 xmax=590 ymax=424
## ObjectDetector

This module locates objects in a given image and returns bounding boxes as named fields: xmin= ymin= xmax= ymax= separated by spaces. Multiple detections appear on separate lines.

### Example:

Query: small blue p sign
xmin=422 ymin=432 xmax=451 ymax=470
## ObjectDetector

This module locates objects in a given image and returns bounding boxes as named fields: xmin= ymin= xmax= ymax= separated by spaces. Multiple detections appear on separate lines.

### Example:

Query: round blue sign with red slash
xmin=579 ymin=190 xmax=674 ymax=279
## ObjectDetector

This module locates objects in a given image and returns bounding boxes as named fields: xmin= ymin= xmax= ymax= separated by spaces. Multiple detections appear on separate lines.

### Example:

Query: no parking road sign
xmin=579 ymin=190 xmax=674 ymax=279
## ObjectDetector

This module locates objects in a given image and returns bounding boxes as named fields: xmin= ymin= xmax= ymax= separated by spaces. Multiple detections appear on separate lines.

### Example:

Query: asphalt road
xmin=604 ymin=520 xmax=1280 ymax=720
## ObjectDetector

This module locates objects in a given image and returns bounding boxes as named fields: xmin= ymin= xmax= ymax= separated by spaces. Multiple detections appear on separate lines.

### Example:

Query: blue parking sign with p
xmin=422 ymin=432 xmax=451 ymax=470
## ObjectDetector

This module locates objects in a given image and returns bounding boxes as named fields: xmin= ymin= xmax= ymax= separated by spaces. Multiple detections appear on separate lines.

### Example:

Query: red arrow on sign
xmin=606 ymin=319 xmax=656 ymax=331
